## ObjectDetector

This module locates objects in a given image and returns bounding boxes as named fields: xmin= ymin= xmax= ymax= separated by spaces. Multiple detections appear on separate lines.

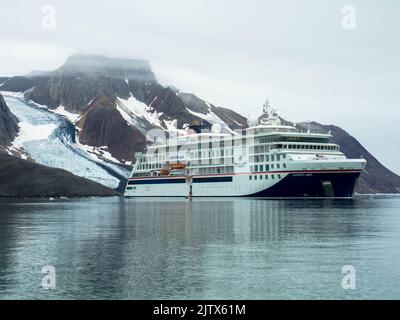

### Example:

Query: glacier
xmin=2 ymin=92 xmax=130 ymax=189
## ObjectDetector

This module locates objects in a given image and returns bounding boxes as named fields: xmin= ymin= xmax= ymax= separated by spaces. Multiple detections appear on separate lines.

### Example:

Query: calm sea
xmin=0 ymin=196 xmax=399 ymax=300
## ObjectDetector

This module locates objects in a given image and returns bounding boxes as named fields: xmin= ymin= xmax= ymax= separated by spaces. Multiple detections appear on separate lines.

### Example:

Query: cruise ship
xmin=124 ymin=101 xmax=366 ymax=198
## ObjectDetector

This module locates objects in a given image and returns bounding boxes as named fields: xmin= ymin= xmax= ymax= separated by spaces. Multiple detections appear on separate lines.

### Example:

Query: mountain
xmin=1 ymin=92 xmax=130 ymax=190
xmin=77 ymin=96 xmax=147 ymax=161
xmin=0 ymin=93 xmax=118 ymax=197
xmin=1 ymin=54 xmax=399 ymax=194
xmin=0 ymin=54 xmax=247 ymax=163
xmin=0 ymin=77 xmax=10 ymax=86
xmin=0 ymin=152 xmax=118 ymax=197
xmin=179 ymin=92 xmax=247 ymax=131
xmin=0 ymin=93 xmax=19 ymax=149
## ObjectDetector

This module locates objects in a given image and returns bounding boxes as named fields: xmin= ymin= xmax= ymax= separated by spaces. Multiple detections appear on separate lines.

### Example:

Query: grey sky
xmin=1 ymin=0 xmax=399 ymax=174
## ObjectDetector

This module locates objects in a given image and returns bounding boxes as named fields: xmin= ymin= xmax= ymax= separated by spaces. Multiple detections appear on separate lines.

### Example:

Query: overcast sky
xmin=0 ymin=0 xmax=399 ymax=174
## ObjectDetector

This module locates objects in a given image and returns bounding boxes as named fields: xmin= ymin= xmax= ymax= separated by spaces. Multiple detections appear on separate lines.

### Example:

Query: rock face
xmin=0 ymin=93 xmax=19 ymax=149
xmin=77 ymin=96 xmax=147 ymax=161
xmin=0 ymin=76 xmax=45 ymax=93
xmin=1 ymin=54 xmax=399 ymax=194
xmin=0 ymin=152 xmax=119 ymax=197
xmin=0 ymin=77 xmax=10 ymax=85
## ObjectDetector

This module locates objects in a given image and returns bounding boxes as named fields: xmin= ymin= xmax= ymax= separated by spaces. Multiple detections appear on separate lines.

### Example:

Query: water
xmin=0 ymin=196 xmax=400 ymax=300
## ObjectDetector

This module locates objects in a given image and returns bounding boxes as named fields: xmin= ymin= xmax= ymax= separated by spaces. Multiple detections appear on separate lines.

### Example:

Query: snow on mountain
xmin=185 ymin=104 xmax=235 ymax=134
xmin=52 ymin=106 xmax=81 ymax=123
xmin=0 ymin=91 xmax=19 ymax=149
xmin=2 ymin=92 xmax=129 ymax=189
xmin=116 ymin=95 xmax=162 ymax=133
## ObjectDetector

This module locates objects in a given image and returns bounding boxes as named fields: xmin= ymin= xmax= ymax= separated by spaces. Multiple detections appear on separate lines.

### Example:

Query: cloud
xmin=0 ymin=38 xmax=72 ymax=76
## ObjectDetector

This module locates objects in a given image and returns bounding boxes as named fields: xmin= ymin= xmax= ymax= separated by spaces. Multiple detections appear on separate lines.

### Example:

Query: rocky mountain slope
xmin=1 ymin=54 xmax=399 ymax=194
xmin=0 ymin=77 xmax=10 ymax=86
xmin=77 ymin=96 xmax=147 ymax=161
xmin=0 ymin=93 xmax=19 ymax=149
xmin=0 ymin=152 xmax=118 ymax=197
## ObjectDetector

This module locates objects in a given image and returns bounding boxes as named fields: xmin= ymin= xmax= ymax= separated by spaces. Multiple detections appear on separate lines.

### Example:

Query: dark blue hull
xmin=247 ymin=171 xmax=362 ymax=198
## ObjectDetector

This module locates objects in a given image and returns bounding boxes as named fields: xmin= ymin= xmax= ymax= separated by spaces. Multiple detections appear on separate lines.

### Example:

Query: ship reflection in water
xmin=1 ymin=196 xmax=400 ymax=299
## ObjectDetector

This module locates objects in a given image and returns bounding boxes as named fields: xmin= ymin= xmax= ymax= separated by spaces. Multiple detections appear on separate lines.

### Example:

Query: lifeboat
xmin=171 ymin=163 xmax=186 ymax=170
xmin=169 ymin=163 xmax=186 ymax=176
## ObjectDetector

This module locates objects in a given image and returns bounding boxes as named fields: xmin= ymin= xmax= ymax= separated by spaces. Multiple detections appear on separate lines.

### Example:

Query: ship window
xmin=283 ymin=154 xmax=286 ymax=159
xmin=260 ymin=165 xmax=264 ymax=172
xmin=272 ymin=175 xmax=275 ymax=179
xmin=277 ymin=164 xmax=280 ymax=169
xmin=260 ymin=175 xmax=263 ymax=180
xmin=283 ymin=163 xmax=286 ymax=169
xmin=265 ymin=175 xmax=268 ymax=179
xmin=277 ymin=155 xmax=280 ymax=161
xmin=266 ymin=155 xmax=269 ymax=162
xmin=250 ymin=165 xmax=254 ymax=172
xmin=271 ymin=164 xmax=274 ymax=169
xmin=254 ymin=175 xmax=258 ymax=180
xmin=249 ymin=175 xmax=252 ymax=181
xmin=271 ymin=155 xmax=274 ymax=161
xmin=255 ymin=165 xmax=258 ymax=172
xmin=278 ymin=174 xmax=281 ymax=179
xmin=265 ymin=164 xmax=269 ymax=171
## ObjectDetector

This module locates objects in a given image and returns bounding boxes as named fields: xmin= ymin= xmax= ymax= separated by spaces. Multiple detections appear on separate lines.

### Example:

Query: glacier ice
xmin=2 ymin=93 xmax=129 ymax=189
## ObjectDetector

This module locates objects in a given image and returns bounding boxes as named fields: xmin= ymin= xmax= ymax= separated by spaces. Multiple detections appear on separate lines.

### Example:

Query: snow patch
xmin=13 ymin=122 xmax=57 ymax=148
xmin=163 ymin=119 xmax=186 ymax=135
xmin=75 ymin=139 xmax=121 ymax=164
xmin=52 ymin=106 xmax=81 ymax=122
xmin=185 ymin=106 xmax=235 ymax=134
xmin=116 ymin=95 xmax=162 ymax=128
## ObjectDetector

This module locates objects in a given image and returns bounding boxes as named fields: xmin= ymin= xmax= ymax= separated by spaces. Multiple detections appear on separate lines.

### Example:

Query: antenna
xmin=307 ymin=121 xmax=310 ymax=133
xmin=263 ymin=99 xmax=270 ymax=114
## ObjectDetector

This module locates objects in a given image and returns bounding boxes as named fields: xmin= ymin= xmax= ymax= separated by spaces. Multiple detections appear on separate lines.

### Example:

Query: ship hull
xmin=247 ymin=171 xmax=361 ymax=198
xmin=124 ymin=170 xmax=362 ymax=198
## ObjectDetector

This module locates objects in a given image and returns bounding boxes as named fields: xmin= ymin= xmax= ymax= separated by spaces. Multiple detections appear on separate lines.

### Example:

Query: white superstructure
xmin=124 ymin=101 xmax=366 ymax=198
